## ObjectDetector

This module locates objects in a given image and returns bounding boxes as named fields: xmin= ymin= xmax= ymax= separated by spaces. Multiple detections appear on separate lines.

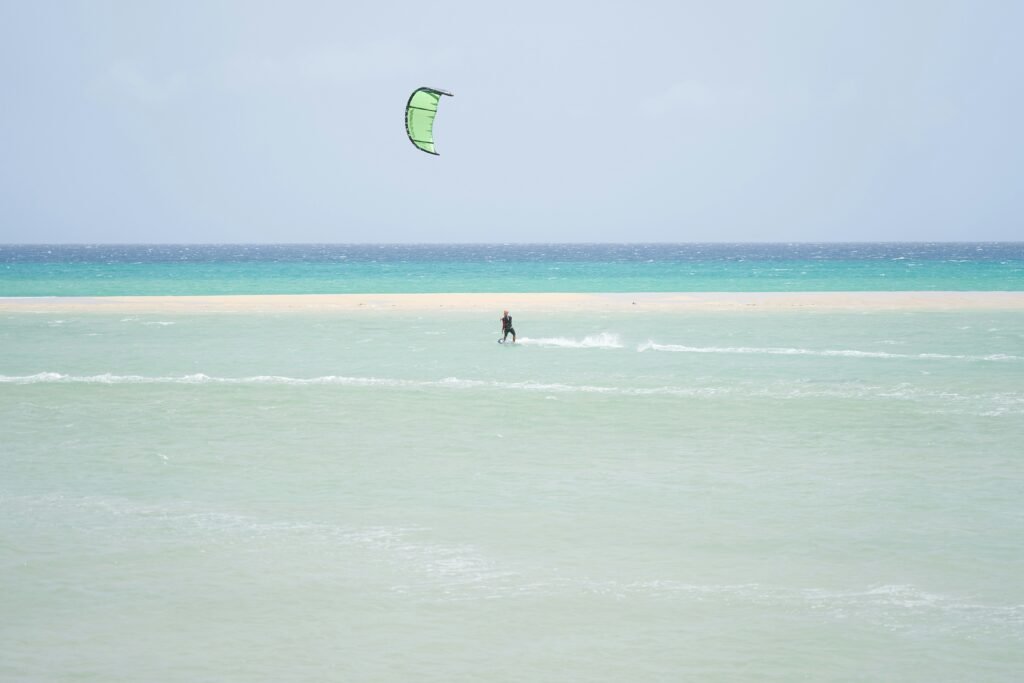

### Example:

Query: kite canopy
xmin=405 ymin=87 xmax=453 ymax=155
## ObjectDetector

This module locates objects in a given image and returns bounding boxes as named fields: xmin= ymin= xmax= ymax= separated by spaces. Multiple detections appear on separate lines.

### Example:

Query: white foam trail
xmin=517 ymin=333 xmax=623 ymax=349
xmin=637 ymin=342 xmax=1021 ymax=362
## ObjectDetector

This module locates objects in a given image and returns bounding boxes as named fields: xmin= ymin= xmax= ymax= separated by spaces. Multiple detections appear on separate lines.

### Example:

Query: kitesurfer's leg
xmin=510 ymin=328 xmax=516 ymax=343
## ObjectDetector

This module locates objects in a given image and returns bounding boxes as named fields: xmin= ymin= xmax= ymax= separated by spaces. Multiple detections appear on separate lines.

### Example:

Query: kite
xmin=405 ymin=87 xmax=453 ymax=155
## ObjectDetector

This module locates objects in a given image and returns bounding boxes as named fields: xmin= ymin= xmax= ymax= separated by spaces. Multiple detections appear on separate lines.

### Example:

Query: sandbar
xmin=2 ymin=291 xmax=1024 ymax=314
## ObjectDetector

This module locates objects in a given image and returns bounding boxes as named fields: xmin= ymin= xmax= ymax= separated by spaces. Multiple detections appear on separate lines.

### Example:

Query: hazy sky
xmin=1 ymin=1 xmax=1021 ymax=243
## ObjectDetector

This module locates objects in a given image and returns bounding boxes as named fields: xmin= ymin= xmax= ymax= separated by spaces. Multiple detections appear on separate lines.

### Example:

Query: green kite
xmin=405 ymin=87 xmax=453 ymax=155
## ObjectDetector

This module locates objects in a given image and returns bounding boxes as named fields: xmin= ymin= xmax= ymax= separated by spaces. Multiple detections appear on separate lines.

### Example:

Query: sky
xmin=0 ymin=0 xmax=1021 ymax=243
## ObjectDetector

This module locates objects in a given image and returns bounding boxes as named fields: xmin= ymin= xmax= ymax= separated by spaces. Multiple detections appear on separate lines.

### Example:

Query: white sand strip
xmin=2 ymin=292 xmax=1024 ymax=314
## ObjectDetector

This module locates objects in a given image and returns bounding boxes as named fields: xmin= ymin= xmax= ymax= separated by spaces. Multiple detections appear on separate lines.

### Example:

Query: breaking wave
xmin=2 ymin=372 xmax=1022 ymax=414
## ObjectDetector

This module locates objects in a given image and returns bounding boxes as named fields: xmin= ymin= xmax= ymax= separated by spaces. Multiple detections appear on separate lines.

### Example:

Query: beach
xmin=5 ymin=290 xmax=1024 ymax=314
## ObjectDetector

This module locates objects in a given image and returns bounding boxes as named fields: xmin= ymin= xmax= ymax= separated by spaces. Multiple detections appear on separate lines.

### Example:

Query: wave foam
xmin=13 ymin=494 xmax=1024 ymax=633
xmin=0 ymin=372 xmax=416 ymax=387
xmin=2 ymin=373 xmax=1021 ymax=413
xmin=637 ymin=342 xmax=1021 ymax=362
xmin=17 ymin=494 xmax=511 ymax=590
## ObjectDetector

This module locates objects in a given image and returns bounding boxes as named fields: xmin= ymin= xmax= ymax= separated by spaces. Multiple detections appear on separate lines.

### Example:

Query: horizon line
xmin=3 ymin=241 xmax=1023 ymax=247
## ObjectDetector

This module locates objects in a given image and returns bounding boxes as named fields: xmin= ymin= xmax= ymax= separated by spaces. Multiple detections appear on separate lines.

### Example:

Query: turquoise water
xmin=3 ymin=243 xmax=1024 ymax=295
xmin=3 ymin=308 xmax=1023 ymax=681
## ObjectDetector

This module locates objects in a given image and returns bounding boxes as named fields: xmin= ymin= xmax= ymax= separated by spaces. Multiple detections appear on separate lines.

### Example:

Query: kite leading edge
xmin=405 ymin=87 xmax=453 ymax=155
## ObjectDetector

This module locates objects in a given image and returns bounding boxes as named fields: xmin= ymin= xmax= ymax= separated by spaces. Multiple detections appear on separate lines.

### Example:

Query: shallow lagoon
xmin=3 ymin=308 xmax=1023 ymax=681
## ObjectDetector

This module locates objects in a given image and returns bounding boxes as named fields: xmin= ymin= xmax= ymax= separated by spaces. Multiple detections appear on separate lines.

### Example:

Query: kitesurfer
xmin=500 ymin=310 xmax=516 ymax=343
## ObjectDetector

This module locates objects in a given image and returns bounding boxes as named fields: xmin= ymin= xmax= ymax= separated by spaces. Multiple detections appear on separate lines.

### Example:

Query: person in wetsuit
xmin=500 ymin=309 xmax=516 ymax=343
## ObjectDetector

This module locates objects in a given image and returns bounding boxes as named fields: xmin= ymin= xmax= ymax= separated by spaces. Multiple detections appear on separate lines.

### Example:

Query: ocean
xmin=2 ymin=243 xmax=1023 ymax=296
xmin=2 ymin=244 xmax=1023 ymax=681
